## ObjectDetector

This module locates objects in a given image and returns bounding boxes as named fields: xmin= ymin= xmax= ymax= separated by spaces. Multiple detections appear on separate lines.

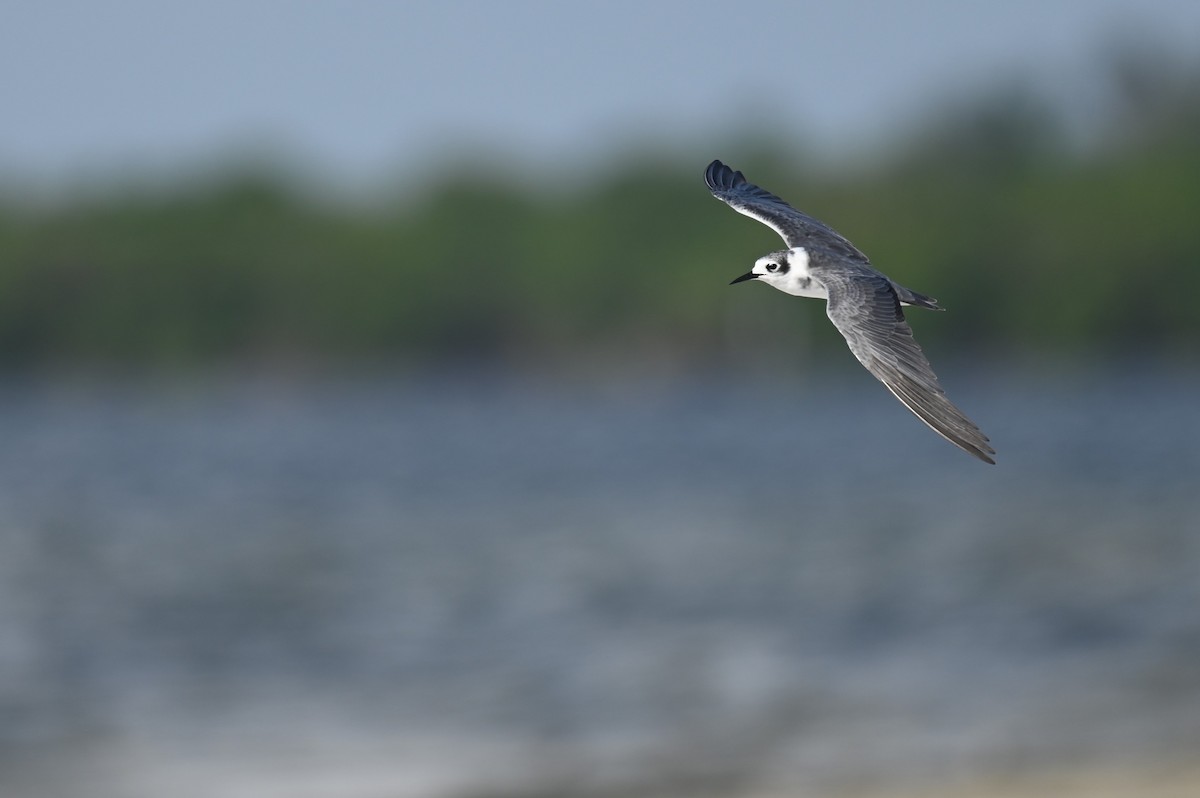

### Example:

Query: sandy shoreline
xmin=4 ymin=742 xmax=1199 ymax=798
xmin=808 ymin=761 xmax=1200 ymax=798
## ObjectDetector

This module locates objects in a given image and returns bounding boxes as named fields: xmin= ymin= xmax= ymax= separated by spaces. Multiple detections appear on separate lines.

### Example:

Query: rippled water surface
xmin=1 ymin=368 xmax=1198 ymax=796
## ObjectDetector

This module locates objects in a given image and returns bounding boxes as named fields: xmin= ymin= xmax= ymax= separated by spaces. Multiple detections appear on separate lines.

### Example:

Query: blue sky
xmin=3 ymin=0 xmax=1199 ymax=192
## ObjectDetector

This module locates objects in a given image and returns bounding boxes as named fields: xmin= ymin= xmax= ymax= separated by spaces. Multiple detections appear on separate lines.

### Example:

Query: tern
xmin=705 ymin=159 xmax=995 ymax=464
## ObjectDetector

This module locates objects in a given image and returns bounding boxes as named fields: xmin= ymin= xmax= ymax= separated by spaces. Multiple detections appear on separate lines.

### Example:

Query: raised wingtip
xmin=704 ymin=159 xmax=724 ymax=189
xmin=704 ymin=159 xmax=743 ymax=191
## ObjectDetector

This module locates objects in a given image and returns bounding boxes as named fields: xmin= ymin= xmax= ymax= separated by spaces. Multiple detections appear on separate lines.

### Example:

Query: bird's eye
xmin=765 ymin=262 xmax=781 ymax=273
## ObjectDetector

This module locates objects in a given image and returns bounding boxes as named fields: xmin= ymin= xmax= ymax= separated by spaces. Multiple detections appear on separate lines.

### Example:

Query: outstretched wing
xmin=818 ymin=265 xmax=995 ymax=464
xmin=704 ymin=159 xmax=868 ymax=261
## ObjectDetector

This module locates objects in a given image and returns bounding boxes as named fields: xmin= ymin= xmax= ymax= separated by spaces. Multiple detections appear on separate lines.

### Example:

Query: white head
xmin=729 ymin=247 xmax=816 ymax=297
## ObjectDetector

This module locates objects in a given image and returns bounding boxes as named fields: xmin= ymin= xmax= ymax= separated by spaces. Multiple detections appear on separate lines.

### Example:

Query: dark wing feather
xmin=817 ymin=264 xmax=996 ymax=464
xmin=704 ymin=159 xmax=868 ymax=261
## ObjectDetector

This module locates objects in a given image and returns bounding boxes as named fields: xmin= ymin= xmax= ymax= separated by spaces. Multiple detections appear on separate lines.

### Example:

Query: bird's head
xmin=729 ymin=249 xmax=793 ymax=289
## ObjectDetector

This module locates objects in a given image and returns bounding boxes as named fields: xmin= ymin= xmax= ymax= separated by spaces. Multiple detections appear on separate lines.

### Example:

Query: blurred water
xmin=0 ymin=368 xmax=1198 ymax=797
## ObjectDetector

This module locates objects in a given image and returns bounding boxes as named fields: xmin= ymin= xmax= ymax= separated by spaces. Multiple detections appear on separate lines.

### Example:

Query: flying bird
xmin=705 ymin=159 xmax=995 ymax=464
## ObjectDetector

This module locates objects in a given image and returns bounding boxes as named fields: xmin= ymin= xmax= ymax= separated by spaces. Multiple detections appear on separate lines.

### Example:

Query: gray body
xmin=705 ymin=160 xmax=994 ymax=464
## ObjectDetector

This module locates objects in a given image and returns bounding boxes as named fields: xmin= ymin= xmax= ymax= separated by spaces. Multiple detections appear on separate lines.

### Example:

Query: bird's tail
xmin=895 ymin=284 xmax=944 ymax=311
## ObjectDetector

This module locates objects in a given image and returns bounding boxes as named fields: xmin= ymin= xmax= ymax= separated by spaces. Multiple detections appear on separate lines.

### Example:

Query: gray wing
xmin=704 ymin=159 xmax=868 ymax=261
xmin=818 ymin=265 xmax=996 ymax=464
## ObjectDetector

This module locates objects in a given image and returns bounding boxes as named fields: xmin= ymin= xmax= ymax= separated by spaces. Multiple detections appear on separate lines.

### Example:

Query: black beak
xmin=729 ymin=272 xmax=757 ymax=285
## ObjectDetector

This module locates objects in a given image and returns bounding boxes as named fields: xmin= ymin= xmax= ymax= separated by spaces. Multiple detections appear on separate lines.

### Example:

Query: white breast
xmin=777 ymin=247 xmax=828 ymax=300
